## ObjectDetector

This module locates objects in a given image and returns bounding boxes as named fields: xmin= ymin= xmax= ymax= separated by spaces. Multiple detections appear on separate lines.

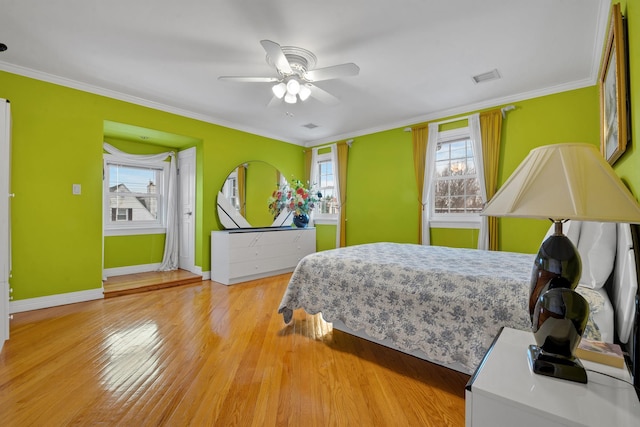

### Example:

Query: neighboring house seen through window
xmin=104 ymin=155 xmax=168 ymax=235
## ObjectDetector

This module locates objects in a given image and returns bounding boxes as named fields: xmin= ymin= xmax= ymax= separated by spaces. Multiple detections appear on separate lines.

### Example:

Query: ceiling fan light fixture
xmin=299 ymin=85 xmax=311 ymax=101
xmin=272 ymin=82 xmax=286 ymax=99
xmin=286 ymin=78 xmax=301 ymax=95
xmin=284 ymin=93 xmax=297 ymax=104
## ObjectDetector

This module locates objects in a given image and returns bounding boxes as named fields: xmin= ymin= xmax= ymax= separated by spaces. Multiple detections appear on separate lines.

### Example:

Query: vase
xmin=293 ymin=213 xmax=309 ymax=228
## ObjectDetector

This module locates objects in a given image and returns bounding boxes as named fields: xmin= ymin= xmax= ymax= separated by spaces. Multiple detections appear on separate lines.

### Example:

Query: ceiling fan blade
xmin=308 ymin=84 xmax=340 ymax=105
xmin=218 ymin=76 xmax=279 ymax=83
xmin=267 ymin=96 xmax=282 ymax=108
xmin=260 ymin=40 xmax=292 ymax=75
xmin=304 ymin=63 xmax=360 ymax=82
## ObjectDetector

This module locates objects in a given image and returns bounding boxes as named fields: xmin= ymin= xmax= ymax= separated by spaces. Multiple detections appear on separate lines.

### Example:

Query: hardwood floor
xmin=0 ymin=274 xmax=469 ymax=426
xmin=103 ymin=269 xmax=203 ymax=298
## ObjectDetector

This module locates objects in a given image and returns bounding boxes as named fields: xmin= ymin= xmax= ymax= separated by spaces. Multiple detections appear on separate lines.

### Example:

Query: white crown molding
xmin=0 ymin=41 xmax=603 ymax=150
xmin=10 ymin=288 xmax=104 ymax=314
xmin=0 ymin=61 xmax=304 ymax=146
xmin=304 ymin=77 xmax=596 ymax=147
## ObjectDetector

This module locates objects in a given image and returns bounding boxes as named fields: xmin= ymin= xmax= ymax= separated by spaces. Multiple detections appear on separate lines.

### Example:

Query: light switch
xmin=72 ymin=184 xmax=81 ymax=195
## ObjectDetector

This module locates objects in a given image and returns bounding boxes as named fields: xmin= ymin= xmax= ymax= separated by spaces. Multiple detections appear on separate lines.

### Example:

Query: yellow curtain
xmin=304 ymin=149 xmax=312 ymax=185
xmin=411 ymin=126 xmax=428 ymax=245
xmin=480 ymin=109 xmax=503 ymax=251
xmin=238 ymin=165 xmax=246 ymax=217
xmin=337 ymin=141 xmax=349 ymax=247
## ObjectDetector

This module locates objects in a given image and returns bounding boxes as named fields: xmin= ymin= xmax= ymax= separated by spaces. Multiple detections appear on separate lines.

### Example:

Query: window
xmin=431 ymin=128 xmax=482 ymax=228
xmin=314 ymin=151 xmax=339 ymax=222
xmin=221 ymin=170 xmax=240 ymax=212
xmin=104 ymin=155 xmax=169 ymax=235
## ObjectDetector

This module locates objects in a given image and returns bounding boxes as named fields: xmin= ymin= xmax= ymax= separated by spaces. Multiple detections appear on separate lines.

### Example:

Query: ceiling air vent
xmin=303 ymin=123 xmax=319 ymax=129
xmin=472 ymin=69 xmax=501 ymax=84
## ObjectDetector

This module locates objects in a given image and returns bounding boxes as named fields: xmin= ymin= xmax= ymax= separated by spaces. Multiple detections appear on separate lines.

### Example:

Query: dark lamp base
xmin=527 ymin=345 xmax=587 ymax=384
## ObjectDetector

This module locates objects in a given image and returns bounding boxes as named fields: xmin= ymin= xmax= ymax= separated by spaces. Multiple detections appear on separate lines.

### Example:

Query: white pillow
xmin=577 ymin=222 xmax=616 ymax=289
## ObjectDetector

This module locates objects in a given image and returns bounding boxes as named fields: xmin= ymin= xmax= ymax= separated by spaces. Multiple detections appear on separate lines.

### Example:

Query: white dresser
xmin=211 ymin=227 xmax=316 ymax=285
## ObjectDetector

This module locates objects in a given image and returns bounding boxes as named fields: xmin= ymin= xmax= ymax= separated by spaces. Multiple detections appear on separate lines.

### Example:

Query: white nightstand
xmin=465 ymin=327 xmax=640 ymax=427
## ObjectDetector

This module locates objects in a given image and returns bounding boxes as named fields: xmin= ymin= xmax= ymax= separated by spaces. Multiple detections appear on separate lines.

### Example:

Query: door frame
xmin=178 ymin=147 xmax=196 ymax=273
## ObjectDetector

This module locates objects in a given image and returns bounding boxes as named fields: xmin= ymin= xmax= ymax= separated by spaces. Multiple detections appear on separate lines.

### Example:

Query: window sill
xmin=429 ymin=217 xmax=480 ymax=229
xmin=104 ymin=227 xmax=167 ymax=237
xmin=313 ymin=216 xmax=338 ymax=226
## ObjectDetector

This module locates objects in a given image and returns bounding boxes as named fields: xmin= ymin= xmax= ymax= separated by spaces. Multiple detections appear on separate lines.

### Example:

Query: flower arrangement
xmin=268 ymin=179 xmax=320 ymax=219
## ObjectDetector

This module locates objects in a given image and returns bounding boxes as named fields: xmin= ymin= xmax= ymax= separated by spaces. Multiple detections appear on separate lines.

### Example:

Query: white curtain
xmin=468 ymin=113 xmax=489 ymax=250
xmin=103 ymin=142 xmax=179 ymax=270
xmin=421 ymin=123 xmax=439 ymax=245
xmin=328 ymin=144 xmax=341 ymax=248
xmin=308 ymin=147 xmax=319 ymax=226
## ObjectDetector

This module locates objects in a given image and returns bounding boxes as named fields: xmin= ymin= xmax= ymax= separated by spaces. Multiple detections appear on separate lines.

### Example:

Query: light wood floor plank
xmin=0 ymin=273 xmax=468 ymax=426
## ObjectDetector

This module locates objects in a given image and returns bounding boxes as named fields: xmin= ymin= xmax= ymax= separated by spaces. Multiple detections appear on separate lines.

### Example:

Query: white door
xmin=0 ymin=99 xmax=11 ymax=350
xmin=178 ymin=147 xmax=196 ymax=272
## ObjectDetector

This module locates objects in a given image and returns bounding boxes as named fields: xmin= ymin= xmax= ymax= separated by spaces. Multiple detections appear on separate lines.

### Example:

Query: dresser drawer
xmin=211 ymin=228 xmax=316 ymax=285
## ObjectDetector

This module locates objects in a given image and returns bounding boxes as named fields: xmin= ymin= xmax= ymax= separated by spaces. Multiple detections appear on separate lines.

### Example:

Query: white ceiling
xmin=0 ymin=0 xmax=609 ymax=146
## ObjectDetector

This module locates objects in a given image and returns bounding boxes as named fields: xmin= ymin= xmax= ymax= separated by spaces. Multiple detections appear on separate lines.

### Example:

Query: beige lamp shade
xmin=481 ymin=143 xmax=640 ymax=223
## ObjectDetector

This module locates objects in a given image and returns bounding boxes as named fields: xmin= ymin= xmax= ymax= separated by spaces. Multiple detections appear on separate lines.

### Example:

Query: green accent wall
xmin=314 ymin=86 xmax=601 ymax=253
xmin=345 ymin=128 xmax=419 ymax=245
xmin=245 ymin=161 xmax=280 ymax=227
xmin=315 ymin=224 xmax=337 ymax=252
xmin=104 ymin=234 xmax=166 ymax=268
xmin=497 ymin=86 xmax=601 ymax=252
xmin=4 ymin=0 xmax=640 ymax=301
xmin=0 ymin=70 xmax=303 ymax=300
xmin=613 ymin=0 xmax=640 ymax=196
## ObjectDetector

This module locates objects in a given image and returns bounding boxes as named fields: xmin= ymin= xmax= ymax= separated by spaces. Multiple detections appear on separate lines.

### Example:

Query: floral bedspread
xmin=278 ymin=242 xmax=603 ymax=374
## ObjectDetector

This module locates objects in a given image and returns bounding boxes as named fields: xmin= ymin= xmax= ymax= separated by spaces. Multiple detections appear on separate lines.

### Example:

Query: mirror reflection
xmin=217 ymin=161 xmax=290 ymax=229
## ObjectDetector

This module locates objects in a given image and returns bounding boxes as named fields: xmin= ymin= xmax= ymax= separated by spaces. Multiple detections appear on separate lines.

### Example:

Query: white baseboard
xmin=10 ymin=267 xmax=210 ymax=314
xmin=104 ymin=263 xmax=161 ymax=278
xmin=10 ymin=288 xmax=104 ymax=314
xmin=192 ymin=266 xmax=210 ymax=280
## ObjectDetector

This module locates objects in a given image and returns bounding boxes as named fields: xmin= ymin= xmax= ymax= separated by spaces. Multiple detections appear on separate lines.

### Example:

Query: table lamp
xmin=482 ymin=143 xmax=640 ymax=383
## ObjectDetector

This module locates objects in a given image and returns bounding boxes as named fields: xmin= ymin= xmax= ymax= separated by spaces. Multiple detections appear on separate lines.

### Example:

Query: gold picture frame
xmin=599 ymin=3 xmax=628 ymax=165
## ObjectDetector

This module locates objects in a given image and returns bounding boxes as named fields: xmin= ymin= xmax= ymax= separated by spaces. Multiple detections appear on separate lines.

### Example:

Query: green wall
xmin=312 ymin=86 xmax=601 ymax=254
xmin=5 ymin=0 xmax=640 ymax=300
xmin=0 ymin=70 xmax=303 ymax=300
xmin=104 ymin=234 xmax=166 ymax=268
xmin=245 ymin=161 xmax=280 ymax=226
xmin=614 ymin=0 xmax=640 ymax=196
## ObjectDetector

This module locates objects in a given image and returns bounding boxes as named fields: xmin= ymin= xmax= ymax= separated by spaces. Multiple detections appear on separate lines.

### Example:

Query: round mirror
xmin=217 ymin=161 xmax=290 ymax=229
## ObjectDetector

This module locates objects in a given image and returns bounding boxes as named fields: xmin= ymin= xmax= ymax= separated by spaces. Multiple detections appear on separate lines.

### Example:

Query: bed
xmin=278 ymin=222 xmax=639 ymax=382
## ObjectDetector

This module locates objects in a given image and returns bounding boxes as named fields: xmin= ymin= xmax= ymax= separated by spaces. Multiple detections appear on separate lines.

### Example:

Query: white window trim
xmin=314 ymin=151 xmax=339 ymax=223
xmin=429 ymin=126 xmax=482 ymax=229
xmin=103 ymin=154 xmax=170 ymax=236
xmin=313 ymin=216 xmax=338 ymax=225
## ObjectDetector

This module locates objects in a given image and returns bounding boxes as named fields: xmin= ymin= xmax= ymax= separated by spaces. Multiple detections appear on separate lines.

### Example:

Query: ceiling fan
xmin=218 ymin=40 xmax=359 ymax=105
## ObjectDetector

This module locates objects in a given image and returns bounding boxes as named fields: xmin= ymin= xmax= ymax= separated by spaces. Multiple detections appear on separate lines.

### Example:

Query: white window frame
xmin=429 ymin=127 xmax=482 ymax=229
xmin=221 ymin=169 xmax=240 ymax=212
xmin=313 ymin=151 xmax=338 ymax=225
xmin=103 ymin=154 xmax=169 ymax=236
